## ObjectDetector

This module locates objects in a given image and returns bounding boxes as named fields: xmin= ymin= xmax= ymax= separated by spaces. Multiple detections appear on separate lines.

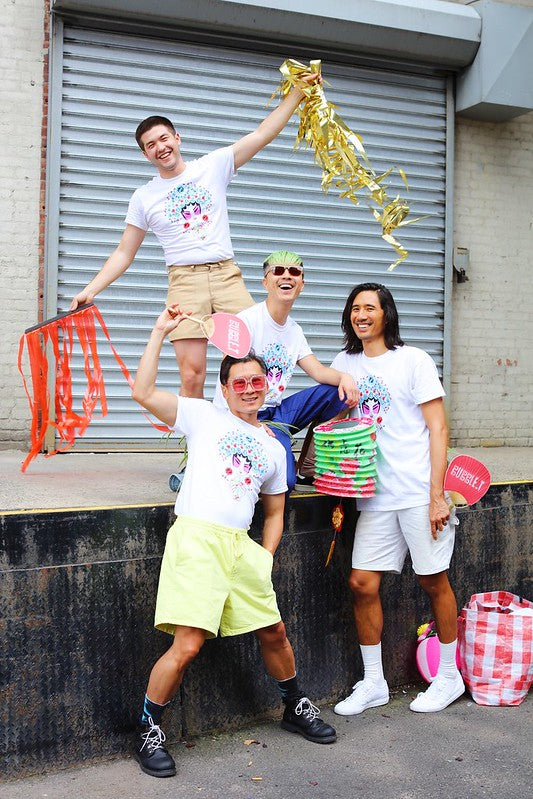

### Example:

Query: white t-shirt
xmin=331 ymin=346 xmax=445 ymax=511
xmin=174 ymin=398 xmax=287 ymax=528
xmin=213 ymin=301 xmax=313 ymax=411
xmin=125 ymin=146 xmax=235 ymax=266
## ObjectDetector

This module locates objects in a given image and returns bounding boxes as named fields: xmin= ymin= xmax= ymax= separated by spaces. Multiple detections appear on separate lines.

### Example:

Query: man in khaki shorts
xmin=70 ymin=69 xmax=320 ymax=398
xmin=130 ymin=305 xmax=337 ymax=779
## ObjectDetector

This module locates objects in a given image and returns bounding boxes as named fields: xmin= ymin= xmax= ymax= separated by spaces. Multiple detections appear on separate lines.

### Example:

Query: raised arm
xmin=131 ymin=305 xmax=187 ymax=427
xmin=421 ymin=397 xmax=449 ymax=539
xmin=260 ymin=492 xmax=286 ymax=556
xmin=232 ymin=72 xmax=320 ymax=169
xmin=69 ymin=224 xmax=146 ymax=310
xmin=298 ymin=354 xmax=359 ymax=407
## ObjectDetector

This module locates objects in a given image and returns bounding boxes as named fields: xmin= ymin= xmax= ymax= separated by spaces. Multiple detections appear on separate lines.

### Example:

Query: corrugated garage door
xmin=49 ymin=24 xmax=448 ymax=445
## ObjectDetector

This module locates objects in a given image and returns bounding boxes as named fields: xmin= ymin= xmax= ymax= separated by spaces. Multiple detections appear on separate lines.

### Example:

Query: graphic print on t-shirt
xmin=164 ymin=182 xmax=214 ymax=239
xmin=261 ymin=342 xmax=295 ymax=405
xmin=357 ymin=374 xmax=392 ymax=429
xmin=218 ymin=430 xmax=269 ymax=500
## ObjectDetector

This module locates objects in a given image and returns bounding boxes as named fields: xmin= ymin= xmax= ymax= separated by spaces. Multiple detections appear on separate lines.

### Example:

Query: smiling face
xmin=263 ymin=264 xmax=304 ymax=306
xmin=350 ymin=290 xmax=386 ymax=351
xmin=221 ymin=360 xmax=267 ymax=422
xmin=139 ymin=124 xmax=185 ymax=177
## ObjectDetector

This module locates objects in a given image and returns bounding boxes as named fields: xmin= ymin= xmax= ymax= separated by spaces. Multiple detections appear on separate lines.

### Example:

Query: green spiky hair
xmin=263 ymin=250 xmax=303 ymax=270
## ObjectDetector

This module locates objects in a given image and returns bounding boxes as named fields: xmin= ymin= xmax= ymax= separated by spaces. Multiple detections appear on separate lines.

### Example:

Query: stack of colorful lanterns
xmin=313 ymin=417 xmax=378 ymax=498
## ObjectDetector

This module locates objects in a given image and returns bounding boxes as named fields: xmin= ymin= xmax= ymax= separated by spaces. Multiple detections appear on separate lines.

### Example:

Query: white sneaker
xmin=410 ymin=672 xmax=465 ymax=713
xmin=334 ymin=679 xmax=389 ymax=716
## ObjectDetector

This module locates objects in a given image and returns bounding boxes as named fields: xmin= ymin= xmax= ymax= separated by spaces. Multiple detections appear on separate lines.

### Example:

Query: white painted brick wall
xmin=451 ymin=110 xmax=533 ymax=446
xmin=0 ymin=0 xmax=45 ymax=448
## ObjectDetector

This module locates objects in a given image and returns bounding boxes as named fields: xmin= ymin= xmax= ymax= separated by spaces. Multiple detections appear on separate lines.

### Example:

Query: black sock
xmin=276 ymin=675 xmax=302 ymax=705
xmin=141 ymin=694 xmax=168 ymax=725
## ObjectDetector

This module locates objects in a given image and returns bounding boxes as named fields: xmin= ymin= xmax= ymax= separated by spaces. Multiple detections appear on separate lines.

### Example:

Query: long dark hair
xmin=341 ymin=283 xmax=404 ymax=354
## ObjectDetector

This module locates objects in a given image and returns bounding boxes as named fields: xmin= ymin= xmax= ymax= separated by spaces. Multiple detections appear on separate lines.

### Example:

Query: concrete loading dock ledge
xmin=1 ymin=447 xmax=531 ymax=779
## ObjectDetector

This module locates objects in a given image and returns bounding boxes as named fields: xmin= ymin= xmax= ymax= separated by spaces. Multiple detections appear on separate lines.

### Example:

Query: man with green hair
xmin=214 ymin=250 xmax=358 ymax=490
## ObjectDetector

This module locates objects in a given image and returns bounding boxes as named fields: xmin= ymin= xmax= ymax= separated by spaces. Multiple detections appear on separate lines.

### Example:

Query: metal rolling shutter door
xmin=54 ymin=26 xmax=447 ymax=445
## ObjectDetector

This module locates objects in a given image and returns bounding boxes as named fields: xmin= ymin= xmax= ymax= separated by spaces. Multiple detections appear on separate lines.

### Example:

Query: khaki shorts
xmin=154 ymin=516 xmax=281 ymax=638
xmin=166 ymin=258 xmax=254 ymax=341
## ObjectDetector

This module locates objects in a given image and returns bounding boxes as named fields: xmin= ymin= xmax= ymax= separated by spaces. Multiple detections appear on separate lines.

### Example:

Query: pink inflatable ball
xmin=416 ymin=633 xmax=461 ymax=683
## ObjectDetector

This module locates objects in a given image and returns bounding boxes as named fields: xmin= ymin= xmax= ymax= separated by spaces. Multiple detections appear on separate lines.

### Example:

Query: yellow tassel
xmin=325 ymin=536 xmax=337 ymax=568
xmin=274 ymin=58 xmax=426 ymax=270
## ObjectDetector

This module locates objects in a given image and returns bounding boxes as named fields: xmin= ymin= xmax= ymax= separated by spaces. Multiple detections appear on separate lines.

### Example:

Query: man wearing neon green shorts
xmin=131 ymin=305 xmax=336 ymax=778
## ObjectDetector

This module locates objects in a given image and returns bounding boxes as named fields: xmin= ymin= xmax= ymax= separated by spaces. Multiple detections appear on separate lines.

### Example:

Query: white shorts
xmin=352 ymin=505 xmax=457 ymax=576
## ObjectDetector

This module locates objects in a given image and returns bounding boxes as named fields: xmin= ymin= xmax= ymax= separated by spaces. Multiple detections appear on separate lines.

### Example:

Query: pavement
xmin=1 ymin=446 xmax=532 ymax=512
xmin=2 ymin=690 xmax=532 ymax=799
xmin=1 ymin=449 xmax=177 ymax=512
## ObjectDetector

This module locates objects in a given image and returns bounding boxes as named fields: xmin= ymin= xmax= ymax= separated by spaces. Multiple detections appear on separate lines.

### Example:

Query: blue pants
xmin=258 ymin=384 xmax=347 ymax=491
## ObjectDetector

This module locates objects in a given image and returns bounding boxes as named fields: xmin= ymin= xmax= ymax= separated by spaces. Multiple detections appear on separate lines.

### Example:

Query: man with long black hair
xmin=331 ymin=283 xmax=463 ymax=716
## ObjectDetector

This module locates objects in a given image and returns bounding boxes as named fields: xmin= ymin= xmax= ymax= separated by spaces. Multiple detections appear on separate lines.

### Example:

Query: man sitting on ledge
xmin=131 ymin=305 xmax=336 ymax=779
xmin=214 ymin=249 xmax=359 ymax=491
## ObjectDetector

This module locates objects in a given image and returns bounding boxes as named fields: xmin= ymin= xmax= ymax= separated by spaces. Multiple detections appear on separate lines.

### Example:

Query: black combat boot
xmin=281 ymin=697 xmax=337 ymax=744
xmin=134 ymin=717 xmax=176 ymax=777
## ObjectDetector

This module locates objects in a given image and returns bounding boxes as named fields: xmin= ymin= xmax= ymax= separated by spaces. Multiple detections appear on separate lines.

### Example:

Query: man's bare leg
xmin=410 ymin=570 xmax=464 ymax=712
xmin=255 ymin=621 xmax=296 ymax=680
xmin=169 ymin=338 xmax=207 ymax=491
xmin=349 ymin=569 xmax=384 ymax=644
xmin=172 ymin=338 xmax=208 ymax=398
xmin=136 ymin=626 xmax=206 ymax=778
xmin=256 ymin=622 xmax=337 ymax=744
xmin=417 ymin=571 xmax=458 ymax=643
xmin=334 ymin=569 xmax=389 ymax=716
xmin=146 ymin=626 xmax=206 ymax=703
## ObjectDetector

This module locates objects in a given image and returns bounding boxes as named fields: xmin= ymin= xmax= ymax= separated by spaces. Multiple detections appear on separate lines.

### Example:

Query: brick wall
xmin=451 ymin=111 xmax=533 ymax=446
xmin=447 ymin=0 xmax=533 ymax=448
xmin=0 ymin=0 xmax=47 ymax=448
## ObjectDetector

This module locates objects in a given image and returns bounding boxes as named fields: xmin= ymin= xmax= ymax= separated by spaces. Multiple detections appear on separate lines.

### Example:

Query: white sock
xmin=360 ymin=643 xmax=385 ymax=684
xmin=437 ymin=639 xmax=460 ymax=678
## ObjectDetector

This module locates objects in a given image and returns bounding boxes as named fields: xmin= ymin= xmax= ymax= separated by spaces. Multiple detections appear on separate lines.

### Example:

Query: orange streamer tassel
xmin=18 ymin=303 xmax=170 ymax=473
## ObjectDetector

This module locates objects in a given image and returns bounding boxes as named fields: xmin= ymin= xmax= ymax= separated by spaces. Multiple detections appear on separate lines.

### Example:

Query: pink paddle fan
xmin=206 ymin=312 xmax=251 ymax=358
xmin=444 ymin=455 xmax=491 ymax=506
xmin=173 ymin=311 xmax=251 ymax=358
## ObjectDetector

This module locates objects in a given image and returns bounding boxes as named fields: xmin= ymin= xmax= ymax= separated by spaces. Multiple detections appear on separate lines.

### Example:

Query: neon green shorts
xmin=154 ymin=516 xmax=281 ymax=638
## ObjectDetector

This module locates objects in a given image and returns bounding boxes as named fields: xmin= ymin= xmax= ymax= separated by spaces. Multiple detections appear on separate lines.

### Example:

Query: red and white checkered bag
xmin=458 ymin=591 xmax=533 ymax=706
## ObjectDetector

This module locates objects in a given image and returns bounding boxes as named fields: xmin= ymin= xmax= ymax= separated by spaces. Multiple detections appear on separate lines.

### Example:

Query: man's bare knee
xmin=180 ymin=369 xmax=206 ymax=397
xmin=417 ymin=571 xmax=451 ymax=599
xmin=256 ymin=621 xmax=289 ymax=650
xmin=173 ymin=339 xmax=207 ymax=397
xmin=169 ymin=630 xmax=204 ymax=670
xmin=348 ymin=570 xmax=381 ymax=600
